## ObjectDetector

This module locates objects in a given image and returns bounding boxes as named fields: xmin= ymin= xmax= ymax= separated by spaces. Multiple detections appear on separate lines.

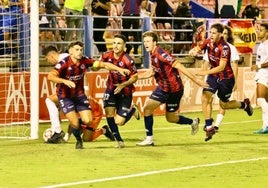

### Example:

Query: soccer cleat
xmin=47 ymin=130 xmax=65 ymax=144
xmin=75 ymin=140 xmax=83 ymax=149
xmin=191 ymin=118 xmax=200 ymax=135
xmin=102 ymin=125 xmax=115 ymax=141
xmin=115 ymin=141 xmax=125 ymax=148
xmin=136 ymin=139 xmax=154 ymax=146
xmin=133 ymin=104 xmax=141 ymax=120
xmin=204 ymin=126 xmax=216 ymax=142
xmin=244 ymin=98 xmax=253 ymax=116
xmin=253 ymin=127 xmax=268 ymax=134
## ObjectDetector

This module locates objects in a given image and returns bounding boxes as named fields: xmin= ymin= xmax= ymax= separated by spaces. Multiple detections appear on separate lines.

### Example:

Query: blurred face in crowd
xmin=222 ymin=29 xmax=229 ymax=41
xmin=143 ymin=36 xmax=156 ymax=53
xmin=113 ymin=37 xmax=125 ymax=57
xmin=209 ymin=28 xmax=222 ymax=43
xmin=257 ymin=25 xmax=268 ymax=42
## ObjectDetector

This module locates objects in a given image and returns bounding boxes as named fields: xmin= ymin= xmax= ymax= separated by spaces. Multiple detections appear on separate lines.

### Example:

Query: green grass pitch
xmin=0 ymin=108 xmax=268 ymax=188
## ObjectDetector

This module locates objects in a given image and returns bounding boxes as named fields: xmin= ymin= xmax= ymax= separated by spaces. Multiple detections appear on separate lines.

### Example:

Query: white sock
xmin=214 ymin=114 xmax=224 ymax=128
xmin=45 ymin=98 xmax=62 ymax=133
xmin=146 ymin=136 xmax=153 ymax=141
xmin=257 ymin=98 xmax=268 ymax=129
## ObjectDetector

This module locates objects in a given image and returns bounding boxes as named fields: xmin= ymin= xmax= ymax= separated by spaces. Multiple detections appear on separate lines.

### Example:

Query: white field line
xmin=40 ymin=156 xmax=268 ymax=188
xmin=120 ymin=119 xmax=261 ymax=133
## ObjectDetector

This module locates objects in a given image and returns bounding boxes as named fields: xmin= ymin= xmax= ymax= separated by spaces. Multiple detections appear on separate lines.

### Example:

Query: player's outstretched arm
xmin=137 ymin=67 xmax=155 ymax=80
xmin=92 ymin=61 xmax=130 ymax=76
xmin=173 ymin=60 xmax=208 ymax=88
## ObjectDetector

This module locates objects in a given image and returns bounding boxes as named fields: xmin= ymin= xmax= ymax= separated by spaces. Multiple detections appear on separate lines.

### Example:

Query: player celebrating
xmin=189 ymin=23 xmax=253 ymax=141
xmin=136 ymin=31 xmax=208 ymax=146
xmin=100 ymin=34 xmax=140 ymax=148
xmin=48 ymin=41 xmax=130 ymax=149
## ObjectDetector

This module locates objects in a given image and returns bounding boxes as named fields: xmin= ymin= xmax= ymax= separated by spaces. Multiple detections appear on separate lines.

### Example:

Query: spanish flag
xmin=230 ymin=20 xmax=257 ymax=54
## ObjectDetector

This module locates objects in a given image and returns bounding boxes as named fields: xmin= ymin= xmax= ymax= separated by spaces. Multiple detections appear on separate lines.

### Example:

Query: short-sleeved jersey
xmin=199 ymin=38 xmax=234 ymax=80
xmin=203 ymin=42 xmax=239 ymax=62
xmin=150 ymin=46 xmax=183 ymax=93
xmin=101 ymin=51 xmax=137 ymax=96
xmin=54 ymin=56 xmax=95 ymax=98
xmin=255 ymin=40 xmax=268 ymax=79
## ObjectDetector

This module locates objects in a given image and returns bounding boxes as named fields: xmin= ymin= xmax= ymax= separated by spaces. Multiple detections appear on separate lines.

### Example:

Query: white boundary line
xmin=40 ymin=156 xmax=268 ymax=188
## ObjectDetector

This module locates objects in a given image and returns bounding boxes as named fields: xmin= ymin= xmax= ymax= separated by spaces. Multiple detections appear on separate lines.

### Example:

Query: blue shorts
xmin=58 ymin=95 xmax=91 ymax=114
xmin=150 ymin=86 xmax=183 ymax=112
xmin=204 ymin=75 xmax=234 ymax=102
xmin=103 ymin=89 xmax=133 ymax=118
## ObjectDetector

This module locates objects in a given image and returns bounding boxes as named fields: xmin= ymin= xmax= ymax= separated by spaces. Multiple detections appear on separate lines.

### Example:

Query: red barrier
xmin=0 ymin=68 xmax=257 ymax=125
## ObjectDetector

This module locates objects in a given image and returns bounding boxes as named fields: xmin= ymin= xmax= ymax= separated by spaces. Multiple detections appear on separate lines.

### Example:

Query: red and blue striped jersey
xmin=150 ymin=46 xmax=183 ymax=93
xmin=54 ymin=56 xmax=94 ymax=98
xmin=122 ymin=0 xmax=142 ymax=15
xmin=101 ymin=51 xmax=137 ymax=95
xmin=199 ymin=38 xmax=234 ymax=79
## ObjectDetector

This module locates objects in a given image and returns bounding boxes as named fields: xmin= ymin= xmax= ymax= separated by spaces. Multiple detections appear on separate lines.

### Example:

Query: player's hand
xmin=189 ymin=48 xmax=199 ymax=57
xmin=251 ymin=64 xmax=258 ymax=71
xmin=114 ymin=83 xmax=124 ymax=94
xmin=119 ymin=69 xmax=130 ymax=76
xmin=63 ymin=80 xmax=75 ymax=88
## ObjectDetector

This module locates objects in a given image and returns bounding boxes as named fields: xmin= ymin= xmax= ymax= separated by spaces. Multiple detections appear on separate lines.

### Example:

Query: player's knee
xmin=81 ymin=119 xmax=92 ymax=126
xmin=115 ymin=118 xmax=125 ymax=126
xmin=165 ymin=114 xmax=177 ymax=123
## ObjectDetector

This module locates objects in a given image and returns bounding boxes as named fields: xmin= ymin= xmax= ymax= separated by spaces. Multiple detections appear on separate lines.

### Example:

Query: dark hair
xmin=142 ymin=31 xmax=159 ymax=42
xmin=210 ymin=23 xmax=224 ymax=33
xmin=68 ymin=41 xmax=84 ymax=49
xmin=223 ymin=25 xmax=234 ymax=44
xmin=114 ymin=34 xmax=127 ymax=43
xmin=260 ymin=23 xmax=268 ymax=30
xmin=43 ymin=46 xmax=58 ymax=56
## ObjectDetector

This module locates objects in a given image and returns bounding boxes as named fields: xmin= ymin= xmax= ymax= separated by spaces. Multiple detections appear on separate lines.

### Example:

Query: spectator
xmin=2 ymin=0 xmax=23 ymax=55
xmin=121 ymin=0 xmax=144 ymax=55
xmin=241 ymin=0 xmax=260 ymax=19
xmin=64 ymin=0 xmax=89 ymax=42
xmin=150 ymin=0 xmax=177 ymax=41
xmin=91 ymin=0 xmax=111 ymax=53
xmin=108 ymin=0 xmax=123 ymax=36
xmin=173 ymin=0 xmax=193 ymax=53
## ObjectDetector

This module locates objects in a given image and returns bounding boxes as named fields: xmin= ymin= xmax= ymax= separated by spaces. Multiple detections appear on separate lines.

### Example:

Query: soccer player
xmin=43 ymin=46 xmax=69 ymax=143
xmin=251 ymin=23 xmax=268 ymax=134
xmin=202 ymin=25 xmax=239 ymax=134
xmin=100 ymin=34 xmax=140 ymax=148
xmin=189 ymin=23 xmax=253 ymax=141
xmin=44 ymin=46 xmax=114 ymax=143
xmin=136 ymin=31 xmax=208 ymax=146
xmin=47 ymin=41 xmax=130 ymax=149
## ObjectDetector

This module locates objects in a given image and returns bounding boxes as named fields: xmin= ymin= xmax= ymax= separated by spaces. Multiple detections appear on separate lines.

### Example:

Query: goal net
xmin=0 ymin=0 xmax=39 ymax=139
